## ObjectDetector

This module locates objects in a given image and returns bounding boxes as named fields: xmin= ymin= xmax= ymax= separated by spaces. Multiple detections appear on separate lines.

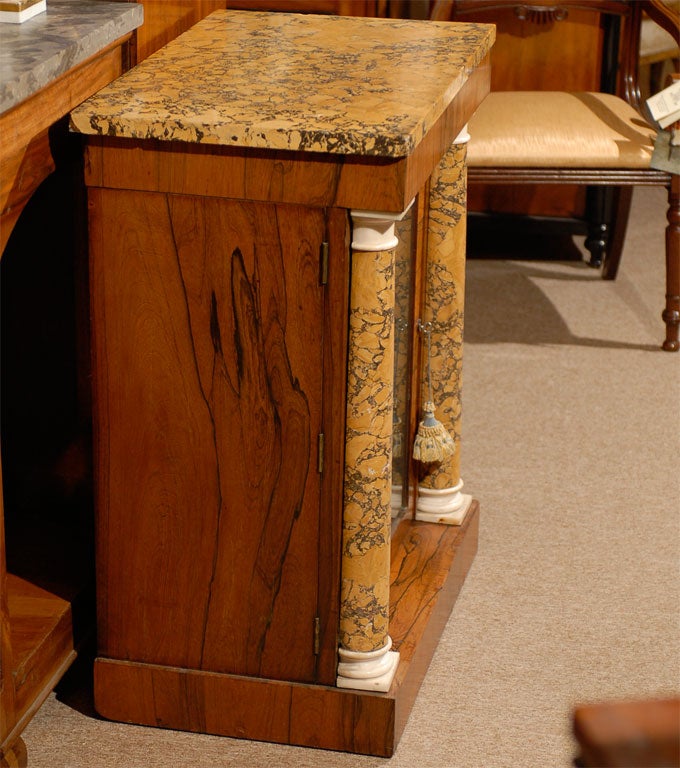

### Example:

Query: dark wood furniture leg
xmin=663 ymin=175 xmax=680 ymax=351
xmin=585 ymin=186 xmax=609 ymax=268
xmin=601 ymin=186 xmax=633 ymax=281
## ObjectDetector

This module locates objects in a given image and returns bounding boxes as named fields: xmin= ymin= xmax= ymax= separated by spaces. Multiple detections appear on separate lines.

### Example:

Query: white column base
xmin=336 ymin=637 xmax=400 ymax=692
xmin=415 ymin=479 xmax=472 ymax=525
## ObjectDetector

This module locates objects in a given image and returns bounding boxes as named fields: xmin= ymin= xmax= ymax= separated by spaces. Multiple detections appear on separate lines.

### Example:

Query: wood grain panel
xmin=226 ymin=0 xmax=377 ymax=15
xmin=94 ymin=656 xmax=396 ymax=755
xmin=90 ymin=189 xmax=329 ymax=682
xmin=130 ymin=1 xmax=378 ymax=65
xmin=456 ymin=6 xmax=603 ymax=92
xmin=130 ymin=1 xmax=227 ymax=62
xmin=7 ymin=576 xmax=76 ymax=720
xmin=390 ymin=503 xmax=479 ymax=744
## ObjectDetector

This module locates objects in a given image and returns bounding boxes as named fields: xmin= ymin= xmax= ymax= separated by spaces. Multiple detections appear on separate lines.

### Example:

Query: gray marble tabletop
xmin=0 ymin=0 xmax=143 ymax=115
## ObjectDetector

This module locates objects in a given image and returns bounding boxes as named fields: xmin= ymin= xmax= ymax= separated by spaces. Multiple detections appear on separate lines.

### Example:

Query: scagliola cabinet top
xmin=70 ymin=9 xmax=494 ymax=165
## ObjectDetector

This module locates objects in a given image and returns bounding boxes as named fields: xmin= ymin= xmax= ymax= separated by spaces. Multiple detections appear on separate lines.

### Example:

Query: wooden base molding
xmin=94 ymin=504 xmax=479 ymax=758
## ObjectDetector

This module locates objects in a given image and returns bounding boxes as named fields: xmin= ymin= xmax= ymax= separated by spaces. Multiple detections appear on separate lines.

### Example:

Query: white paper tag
xmin=647 ymin=80 xmax=680 ymax=129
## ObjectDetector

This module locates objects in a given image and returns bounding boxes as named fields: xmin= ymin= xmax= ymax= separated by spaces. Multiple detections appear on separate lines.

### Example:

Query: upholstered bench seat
xmin=467 ymin=91 xmax=657 ymax=168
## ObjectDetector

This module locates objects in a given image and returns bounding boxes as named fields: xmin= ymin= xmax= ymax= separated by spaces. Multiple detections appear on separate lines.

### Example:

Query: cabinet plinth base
xmin=93 ymin=502 xmax=479 ymax=757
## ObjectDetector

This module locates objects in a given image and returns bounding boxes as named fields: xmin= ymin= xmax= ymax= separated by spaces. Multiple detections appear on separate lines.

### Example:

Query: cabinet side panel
xmin=90 ymin=189 xmax=221 ymax=670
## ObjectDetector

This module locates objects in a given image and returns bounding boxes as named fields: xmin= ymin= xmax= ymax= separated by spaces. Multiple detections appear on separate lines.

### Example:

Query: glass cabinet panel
xmin=391 ymin=201 xmax=416 ymax=531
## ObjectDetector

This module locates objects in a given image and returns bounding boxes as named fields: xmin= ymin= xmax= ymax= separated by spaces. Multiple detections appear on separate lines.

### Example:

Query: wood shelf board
xmin=6 ymin=575 xmax=75 ymax=706
xmin=1 ymin=485 xmax=93 ymax=752
xmin=93 ymin=503 xmax=479 ymax=756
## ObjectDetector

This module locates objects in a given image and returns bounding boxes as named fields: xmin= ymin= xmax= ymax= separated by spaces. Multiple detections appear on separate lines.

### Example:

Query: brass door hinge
xmin=319 ymin=241 xmax=329 ymax=286
xmin=313 ymin=617 xmax=321 ymax=655
xmin=317 ymin=432 xmax=325 ymax=474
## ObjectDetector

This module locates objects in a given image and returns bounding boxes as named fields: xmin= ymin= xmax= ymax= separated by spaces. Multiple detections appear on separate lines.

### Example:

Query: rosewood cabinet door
xmin=90 ymin=190 xmax=334 ymax=684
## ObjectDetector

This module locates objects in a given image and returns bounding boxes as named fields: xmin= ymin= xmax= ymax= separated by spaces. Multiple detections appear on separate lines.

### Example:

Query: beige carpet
xmin=22 ymin=186 xmax=680 ymax=767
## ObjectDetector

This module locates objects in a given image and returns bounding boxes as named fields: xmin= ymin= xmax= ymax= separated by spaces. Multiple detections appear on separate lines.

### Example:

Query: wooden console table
xmin=70 ymin=10 xmax=494 ymax=757
xmin=0 ymin=3 xmax=143 ymax=766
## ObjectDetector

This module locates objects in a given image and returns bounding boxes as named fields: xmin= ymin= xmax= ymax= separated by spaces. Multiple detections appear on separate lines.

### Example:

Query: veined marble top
xmin=70 ymin=10 xmax=494 ymax=158
xmin=0 ymin=0 xmax=143 ymax=115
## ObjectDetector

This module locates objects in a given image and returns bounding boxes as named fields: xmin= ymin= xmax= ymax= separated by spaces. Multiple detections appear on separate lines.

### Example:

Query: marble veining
xmin=0 ymin=0 xmax=143 ymax=115
xmin=340 ymin=246 xmax=395 ymax=653
xmin=70 ymin=10 xmax=494 ymax=157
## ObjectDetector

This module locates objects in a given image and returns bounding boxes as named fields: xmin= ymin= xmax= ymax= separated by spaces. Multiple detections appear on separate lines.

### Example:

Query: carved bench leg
xmin=0 ymin=737 xmax=28 ymax=768
xmin=663 ymin=176 xmax=680 ymax=352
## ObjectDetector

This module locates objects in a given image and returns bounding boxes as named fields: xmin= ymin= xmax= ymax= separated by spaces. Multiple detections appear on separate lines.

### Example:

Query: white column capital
xmin=454 ymin=124 xmax=470 ymax=144
xmin=351 ymin=200 xmax=415 ymax=252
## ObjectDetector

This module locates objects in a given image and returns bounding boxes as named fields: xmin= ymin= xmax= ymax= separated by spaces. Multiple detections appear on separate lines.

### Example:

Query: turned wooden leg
xmin=662 ymin=176 xmax=680 ymax=352
xmin=0 ymin=738 xmax=28 ymax=768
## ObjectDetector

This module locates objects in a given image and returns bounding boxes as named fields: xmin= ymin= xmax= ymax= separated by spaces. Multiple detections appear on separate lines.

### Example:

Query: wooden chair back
xmin=432 ymin=1 xmax=648 ymax=107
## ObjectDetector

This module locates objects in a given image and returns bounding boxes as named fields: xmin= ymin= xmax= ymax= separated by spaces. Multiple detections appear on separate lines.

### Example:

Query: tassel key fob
xmin=412 ymin=321 xmax=455 ymax=463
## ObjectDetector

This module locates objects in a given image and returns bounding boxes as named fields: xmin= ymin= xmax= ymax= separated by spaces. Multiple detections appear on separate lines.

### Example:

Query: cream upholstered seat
xmin=432 ymin=0 xmax=680 ymax=351
xmin=468 ymin=92 xmax=657 ymax=168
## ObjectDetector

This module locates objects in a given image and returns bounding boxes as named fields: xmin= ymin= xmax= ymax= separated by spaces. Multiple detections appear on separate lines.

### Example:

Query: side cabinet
xmin=70 ymin=8 xmax=495 ymax=757
xmin=89 ymin=190 xmax=350 ymax=685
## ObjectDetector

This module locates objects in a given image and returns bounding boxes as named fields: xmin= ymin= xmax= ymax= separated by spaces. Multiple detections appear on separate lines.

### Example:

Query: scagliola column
xmin=336 ymin=208 xmax=409 ymax=692
xmin=415 ymin=128 xmax=473 ymax=525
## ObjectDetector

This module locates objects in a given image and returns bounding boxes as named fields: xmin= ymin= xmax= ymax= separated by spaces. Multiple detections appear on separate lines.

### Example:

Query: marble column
xmin=336 ymin=208 xmax=410 ymax=692
xmin=415 ymin=129 xmax=472 ymax=525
